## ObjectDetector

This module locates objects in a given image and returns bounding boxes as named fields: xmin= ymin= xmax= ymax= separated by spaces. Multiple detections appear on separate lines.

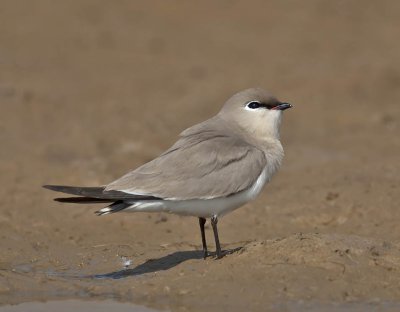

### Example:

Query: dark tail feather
xmin=44 ymin=184 xmax=152 ymax=216
xmin=54 ymin=197 xmax=131 ymax=215
xmin=43 ymin=184 xmax=160 ymax=200
xmin=54 ymin=197 xmax=116 ymax=204
xmin=43 ymin=185 xmax=106 ymax=197
xmin=95 ymin=201 xmax=130 ymax=216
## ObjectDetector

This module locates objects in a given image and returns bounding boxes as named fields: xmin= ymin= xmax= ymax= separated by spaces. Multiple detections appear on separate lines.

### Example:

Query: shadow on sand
xmin=91 ymin=250 xmax=203 ymax=279
xmin=90 ymin=247 xmax=242 ymax=280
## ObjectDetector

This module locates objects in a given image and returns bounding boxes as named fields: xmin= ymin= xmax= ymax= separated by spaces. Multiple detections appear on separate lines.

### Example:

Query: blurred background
xmin=1 ymin=1 xmax=399 ymax=311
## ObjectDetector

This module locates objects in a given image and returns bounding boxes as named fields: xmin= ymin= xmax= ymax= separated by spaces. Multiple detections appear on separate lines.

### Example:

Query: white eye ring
xmin=245 ymin=101 xmax=262 ymax=110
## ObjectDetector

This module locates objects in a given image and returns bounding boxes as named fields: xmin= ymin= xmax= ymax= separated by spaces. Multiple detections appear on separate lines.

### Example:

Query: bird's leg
xmin=211 ymin=215 xmax=222 ymax=259
xmin=198 ymin=217 xmax=208 ymax=259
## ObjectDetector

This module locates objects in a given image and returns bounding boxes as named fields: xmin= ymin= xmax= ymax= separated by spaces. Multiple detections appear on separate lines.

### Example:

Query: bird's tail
xmin=54 ymin=197 xmax=115 ymax=204
xmin=43 ymin=184 xmax=160 ymax=216
xmin=95 ymin=201 xmax=131 ymax=216
xmin=43 ymin=184 xmax=159 ymax=200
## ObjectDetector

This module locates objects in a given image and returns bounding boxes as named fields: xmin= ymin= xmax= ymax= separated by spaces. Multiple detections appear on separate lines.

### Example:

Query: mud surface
xmin=0 ymin=300 xmax=158 ymax=312
xmin=1 ymin=1 xmax=400 ymax=311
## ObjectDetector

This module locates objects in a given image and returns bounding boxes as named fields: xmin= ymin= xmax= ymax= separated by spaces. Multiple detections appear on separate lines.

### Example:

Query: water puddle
xmin=12 ymin=249 xmax=206 ymax=280
xmin=0 ymin=300 xmax=164 ymax=312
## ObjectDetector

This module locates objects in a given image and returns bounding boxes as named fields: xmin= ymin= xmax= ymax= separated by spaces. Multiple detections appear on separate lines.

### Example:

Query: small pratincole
xmin=44 ymin=88 xmax=292 ymax=259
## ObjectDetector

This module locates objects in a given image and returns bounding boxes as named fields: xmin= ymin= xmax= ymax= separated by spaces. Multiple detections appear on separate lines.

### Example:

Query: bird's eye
xmin=246 ymin=101 xmax=261 ymax=109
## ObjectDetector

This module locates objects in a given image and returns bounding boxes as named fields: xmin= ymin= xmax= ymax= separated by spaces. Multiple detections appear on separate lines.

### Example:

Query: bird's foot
xmin=213 ymin=247 xmax=243 ymax=260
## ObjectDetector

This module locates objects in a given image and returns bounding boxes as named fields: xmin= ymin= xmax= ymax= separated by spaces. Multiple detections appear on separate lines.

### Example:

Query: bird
xmin=43 ymin=88 xmax=292 ymax=259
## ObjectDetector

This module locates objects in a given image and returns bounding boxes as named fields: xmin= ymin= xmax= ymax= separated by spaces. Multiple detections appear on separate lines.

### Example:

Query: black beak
xmin=272 ymin=102 xmax=293 ymax=111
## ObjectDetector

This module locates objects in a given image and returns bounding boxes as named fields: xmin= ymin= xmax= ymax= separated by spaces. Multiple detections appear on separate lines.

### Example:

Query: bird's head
xmin=218 ymin=88 xmax=292 ymax=141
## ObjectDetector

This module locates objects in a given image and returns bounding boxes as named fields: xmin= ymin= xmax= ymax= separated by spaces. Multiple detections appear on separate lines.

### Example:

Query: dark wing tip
xmin=43 ymin=184 xmax=71 ymax=191
xmin=54 ymin=197 xmax=115 ymax=204
xmin=43 ymin=184 xmax=162 ymax=200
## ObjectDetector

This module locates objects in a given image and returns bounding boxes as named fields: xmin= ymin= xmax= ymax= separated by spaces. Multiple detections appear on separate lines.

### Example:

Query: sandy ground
xmin=1 ymin=1 xmax=400 ymax=311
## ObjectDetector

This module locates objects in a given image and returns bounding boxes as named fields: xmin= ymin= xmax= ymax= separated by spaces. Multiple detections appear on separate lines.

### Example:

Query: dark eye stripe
xmin=262 ymin=103 xmax=276 ymax=109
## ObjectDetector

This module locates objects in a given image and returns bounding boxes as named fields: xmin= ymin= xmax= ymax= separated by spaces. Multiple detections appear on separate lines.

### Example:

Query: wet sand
xmin=1 ymin=1 xmax=400 ymax=311
xmin=0 ymin=300 xmax=158 ymax=312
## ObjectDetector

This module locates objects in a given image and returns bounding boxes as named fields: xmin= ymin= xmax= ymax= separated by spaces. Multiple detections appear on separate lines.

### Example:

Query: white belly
xmin=124 ymin=167 xmax=271 ymax=218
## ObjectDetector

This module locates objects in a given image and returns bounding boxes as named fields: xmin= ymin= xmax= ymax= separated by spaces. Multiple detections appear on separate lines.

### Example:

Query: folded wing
xmin=106 ymin=122 xmax=267 ymax=200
